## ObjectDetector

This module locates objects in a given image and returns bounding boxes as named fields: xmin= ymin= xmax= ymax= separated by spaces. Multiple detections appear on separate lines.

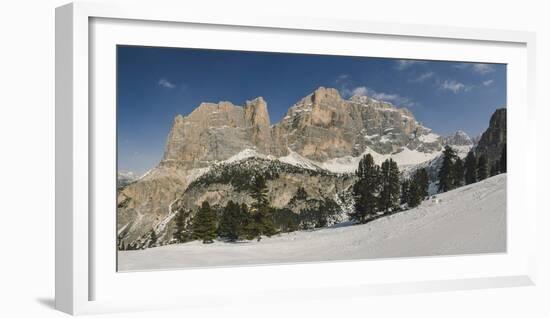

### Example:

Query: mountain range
xmin=117 ymin=87 xmax=506 ymax=249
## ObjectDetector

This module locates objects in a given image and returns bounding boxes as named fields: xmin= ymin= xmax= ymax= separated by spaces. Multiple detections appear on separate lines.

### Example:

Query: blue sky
xmin=117 ymin=46 xmax=506 ymax=175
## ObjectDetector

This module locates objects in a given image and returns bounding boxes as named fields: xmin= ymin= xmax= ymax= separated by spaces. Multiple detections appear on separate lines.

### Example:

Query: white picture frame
xmin=55 ymin=1 xmax=538 ymax=315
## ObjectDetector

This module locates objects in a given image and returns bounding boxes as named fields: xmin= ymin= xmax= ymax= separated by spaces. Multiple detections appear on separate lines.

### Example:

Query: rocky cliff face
xmin=161 ymin=98 xmax=272 ymax=170
xmin=160 ymin=87 xmax=443 ymax=167
xmin=475 ymin=108 xmax=506 ymax=164
xmin=117 ymin=87 xmax=464 ymax=249
xmin=272 ymin=87 xmax=441 ymax=161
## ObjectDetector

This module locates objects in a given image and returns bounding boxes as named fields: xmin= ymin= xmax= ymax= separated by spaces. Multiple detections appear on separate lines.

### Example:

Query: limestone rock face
xmin=243 ymin=97 xmax=272 ymax=154
xmin=162 ymin=99 xmax=273 ymax=170
xmin=272 ymin=87 xmax=440 ymax=161
xmin=475 ymin=108 xmax=506 ymax=164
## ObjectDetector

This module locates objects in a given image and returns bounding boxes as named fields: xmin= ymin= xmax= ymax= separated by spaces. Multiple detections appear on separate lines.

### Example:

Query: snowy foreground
xmin=118 ymin=174 xmax=506 ymax=271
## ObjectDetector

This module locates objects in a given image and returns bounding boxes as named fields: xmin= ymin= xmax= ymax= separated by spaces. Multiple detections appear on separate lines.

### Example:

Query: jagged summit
xmin=444 ymin=129 xmax=473 ymax=146
xmin=162 ymin=97 xmax=272 ymax=168
xmin=162 ymin=87 xmax=444 ymax=167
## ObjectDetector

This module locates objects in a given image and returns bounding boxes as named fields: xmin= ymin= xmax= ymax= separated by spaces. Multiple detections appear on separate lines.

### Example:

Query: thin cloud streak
xmin=158 ymin=78 xmax=176 ymax=89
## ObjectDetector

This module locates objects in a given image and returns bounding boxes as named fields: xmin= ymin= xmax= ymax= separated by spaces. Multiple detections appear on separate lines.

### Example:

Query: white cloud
xmin=343 ymin=85 xmax=416 ymax=108
xmin=158 ymin=78 xmax=176 ymax=89
xmin=351 ymin=86 xmax=369 ymax=96
xmin=453 ymin=62 xmax=495 ymax=75
xmin=439 ymin=80 xmax=473 ymax=94
xmin=335 ymin=74 xmax=350 ymax=83
xmin=482 ymin=79 xmax=494 ymax=86
xmin=395 ymin=60 xmax=426 ymax=71
xmin=472 ymin=63 xmax=495 ymax=74
xmin=409 ymin=72 xmax=435 ymax=83
xmin=452 ymin=63 xmax=469 ymax=70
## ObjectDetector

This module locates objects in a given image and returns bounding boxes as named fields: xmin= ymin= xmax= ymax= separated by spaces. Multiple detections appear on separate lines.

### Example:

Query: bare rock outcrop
xmin=475 ymin=108 xmax=506 ymax=164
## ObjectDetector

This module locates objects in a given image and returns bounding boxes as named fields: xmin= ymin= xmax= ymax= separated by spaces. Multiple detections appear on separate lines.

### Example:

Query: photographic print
xmin=116 ymin=46 xmax=507 ymax=271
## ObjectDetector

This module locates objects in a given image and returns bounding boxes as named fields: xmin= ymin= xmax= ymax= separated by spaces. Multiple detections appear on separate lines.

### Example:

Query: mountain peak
xmin=444 ymin=129 xmax=473 ymax=146
xmin=311 ymin=86 xmax=341 ymax=103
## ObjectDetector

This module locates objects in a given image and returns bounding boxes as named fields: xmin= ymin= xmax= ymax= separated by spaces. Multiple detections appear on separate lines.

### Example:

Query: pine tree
xmin=379 ymin=158 xmax=400 ymax=213
xmin=248 ymin=176 xmax=275 ymax=240
xmin=173 ymin=209 xmax=187 ymax=243
xmin=464 ymin=151 xmax=477 ymax=185
xmin=400 ymin=179 xmax=411 ymax=205
xmin=316 ymin=210 xmax=328 ymax=228
xmin=407 ymin=181 xmax=421 ymax=208
xmin=438 ymin=146 xmax=457 ymax=193
xmin=452 ymin=157 xmax=465 ymax=188
xmin=242 ymin=203 xmax=260 ymax=240
xmin=500 ymin=144 xmax=507 ymax=173
xmin=477 ymin=154 xmax=489 ymax=181
xmin=149 ymin=229 xmax=157 ymax=248
xmin=218 ymin=201 xmax=246 ymax=241
xmin=413 ymin=168 xmax=429 ymax=200
xmin=403 ymin=167 xmax=430 ymax=209
xmin=350 ymin=153 xmax=380 ymax=223
xmin=285 ymin=218 xmax=298 ymax=233
xmin=192 ymin=201 xmax=217 ymax=243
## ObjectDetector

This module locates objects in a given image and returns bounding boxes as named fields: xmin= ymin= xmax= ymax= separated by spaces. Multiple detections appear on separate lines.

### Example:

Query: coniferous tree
xmin=192 ymin=201 xmax=217 ymax=243
xmin=500 ymin=144 xmax=507 ymax=173
xmin=404 ymin=168 xmax=429 ymax=209
xmin=438 ymin=146 xmax=457 ymax=193
xmin=285 ymin=218 xmax=298 ymax=233
xmin=464 ymin=151 xmax=477 ymax=185
xmin=350 ymin=153 xmax=380 ymax=223
xmin=173 ymin=209 xmax=187 ymax=243
xmin=407 ymin=181 xmax=421 ymax=208
xmin=400 ymin=179 xmax=411 ymax=205
xmin=149 ymin=229 xmax=157 ymax=248
xmin=241 ymin=203 xmax=260 ymax=240
xmin=218 ymin=201 xmax=246 ymax=241
xmin=452 ymin=157 xmax=465 ymax=188
xmin=248 ymin=176 xmax=275 ymax=240
xmin=379 ymin=158 xmax=400 ymax=213
xmin=413 ymin=168 xmax=429 ymax=200
xmin=316 ymin=209 xmax=328 ymax=228
xmin=477 ymin=154 xmax=489 ymax=181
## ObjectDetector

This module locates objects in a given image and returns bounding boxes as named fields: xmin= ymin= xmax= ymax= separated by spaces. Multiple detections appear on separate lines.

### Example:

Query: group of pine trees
xmin=400 ymin=168 xmax=429 ymax=209
xmin=438 ymin=144 xmax=506 ymax=194
xmin=350 ymin=154 xmax=429 ymax=224
xmin=180 ymin=175 xmax=277 ymax=244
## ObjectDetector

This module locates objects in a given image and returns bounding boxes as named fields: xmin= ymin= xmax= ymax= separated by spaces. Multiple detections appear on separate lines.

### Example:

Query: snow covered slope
xmin=319 ymin=147 xmax=442 ymax=173
xmin=118 ymin=174 xmax=506 ymax=271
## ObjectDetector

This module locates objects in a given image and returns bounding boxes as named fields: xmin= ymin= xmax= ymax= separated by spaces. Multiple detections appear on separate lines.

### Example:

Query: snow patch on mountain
xmin=224 ymin=148 xmax=275 ymax=164
xmin=418 ymin=132 xmax=440 ymax=143
xmin=278 ymin=149 xmax=322 ymax=171
xmin=319 ymin=146 xmax=442 ymax=174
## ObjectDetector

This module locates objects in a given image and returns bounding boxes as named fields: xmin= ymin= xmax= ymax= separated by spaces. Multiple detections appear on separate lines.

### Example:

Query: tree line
xmin=437 ymin=144 xmax=506 ymax=193
xmin=350 ymin=143 xmax=506 ymax=224
xmin=349 ymin=154 xmax=430 ymax=224
xmin=183 ymin=175 xmax=276 ymax=244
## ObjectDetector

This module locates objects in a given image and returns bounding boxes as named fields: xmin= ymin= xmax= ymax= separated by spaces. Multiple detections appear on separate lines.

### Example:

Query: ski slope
xmin=118 ymin=174 xmax=506 ymax=271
